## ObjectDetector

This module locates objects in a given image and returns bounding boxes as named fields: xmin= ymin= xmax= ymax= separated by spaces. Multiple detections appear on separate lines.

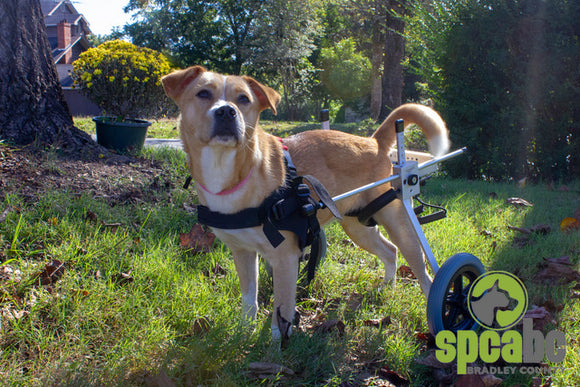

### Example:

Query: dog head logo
xmin=467 ymin=271 xmax=528 ymax=330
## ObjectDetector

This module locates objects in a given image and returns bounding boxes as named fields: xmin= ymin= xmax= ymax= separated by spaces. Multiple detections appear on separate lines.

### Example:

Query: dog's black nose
xmin=215 ymin=105 xmax=237 ymax=121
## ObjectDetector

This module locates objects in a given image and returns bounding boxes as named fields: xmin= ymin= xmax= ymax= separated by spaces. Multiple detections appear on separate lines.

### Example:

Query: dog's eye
xmin=238 ymin=94 xmax=250 ymax=104
xmin=196 ymin=90 xmax=212 ymax=100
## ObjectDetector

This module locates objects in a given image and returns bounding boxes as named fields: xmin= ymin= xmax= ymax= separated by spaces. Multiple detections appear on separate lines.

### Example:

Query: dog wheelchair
xmin=313 ymin=119 xmax=486 ymax=335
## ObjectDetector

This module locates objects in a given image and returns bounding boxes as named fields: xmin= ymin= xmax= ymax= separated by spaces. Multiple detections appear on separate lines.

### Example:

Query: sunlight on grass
xmin=1 ymin=139 xmax=578 ymax=385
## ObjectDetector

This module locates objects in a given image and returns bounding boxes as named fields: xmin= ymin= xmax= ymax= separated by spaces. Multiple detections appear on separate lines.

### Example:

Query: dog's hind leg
xmin=340 ymin=217 xmax=398 ymax=287
xmin=231 ymin=249 xmax=259 ymax=323
xmin=372 ymin=200 xmax=433 ymax=297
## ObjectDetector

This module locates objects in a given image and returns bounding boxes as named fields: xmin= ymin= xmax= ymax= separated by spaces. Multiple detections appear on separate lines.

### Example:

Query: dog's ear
xmin=162 ymin=66 xmax=206 ymax=101
xmin=243 ymin=76 xmax=281 ymax=115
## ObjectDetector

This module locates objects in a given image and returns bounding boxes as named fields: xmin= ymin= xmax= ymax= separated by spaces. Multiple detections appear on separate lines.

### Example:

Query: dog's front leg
xmin=232 ymin=249 xmax=259 ymax=323
xmin=269 ymin=252 xmax=300 ymax=342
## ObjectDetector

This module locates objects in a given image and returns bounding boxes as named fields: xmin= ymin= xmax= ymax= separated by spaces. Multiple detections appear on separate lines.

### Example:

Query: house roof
xmin=41 ymin=0 xmax=92 ymax=35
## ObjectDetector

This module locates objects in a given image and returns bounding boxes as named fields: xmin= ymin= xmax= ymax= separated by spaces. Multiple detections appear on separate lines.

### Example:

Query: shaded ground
xmin=0 ymin=143 xmax=164 ymax=203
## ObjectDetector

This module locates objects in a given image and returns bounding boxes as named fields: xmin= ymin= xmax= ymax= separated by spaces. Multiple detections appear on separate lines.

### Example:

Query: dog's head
xmin=162 ymin=66 xmax=281 ymax=147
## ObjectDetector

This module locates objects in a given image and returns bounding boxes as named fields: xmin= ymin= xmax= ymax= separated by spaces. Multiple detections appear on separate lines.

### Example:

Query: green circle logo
xmin=467 ymin=271 xmax=528 ymax=330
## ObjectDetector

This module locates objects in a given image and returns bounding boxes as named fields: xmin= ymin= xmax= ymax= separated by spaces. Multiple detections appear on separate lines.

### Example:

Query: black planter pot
xmin=93 ymin=117 xmax=151 ymax=152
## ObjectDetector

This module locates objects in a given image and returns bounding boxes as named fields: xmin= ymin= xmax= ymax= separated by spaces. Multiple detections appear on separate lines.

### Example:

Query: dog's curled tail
xmin=372 ymin=103 xmax=450 ymax=156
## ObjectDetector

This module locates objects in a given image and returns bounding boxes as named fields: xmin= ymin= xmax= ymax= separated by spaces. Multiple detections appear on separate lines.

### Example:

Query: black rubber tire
xmin=427 ymin=253 xmax=485 ymax=335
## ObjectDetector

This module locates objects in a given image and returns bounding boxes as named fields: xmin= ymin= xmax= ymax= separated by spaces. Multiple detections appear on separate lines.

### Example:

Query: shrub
xmin=72 ymin=40 xmax=172 ymax=119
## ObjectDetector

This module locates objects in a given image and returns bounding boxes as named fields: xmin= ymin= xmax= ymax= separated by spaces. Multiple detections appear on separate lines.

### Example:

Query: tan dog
xmin=162 ymin=66 xmax=450 ymax=341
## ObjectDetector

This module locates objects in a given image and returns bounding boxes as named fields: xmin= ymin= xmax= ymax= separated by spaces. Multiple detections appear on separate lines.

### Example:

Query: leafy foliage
xmin=72 ymin=40 xmax=172 ymax=119
xmin=408 ymin=0 xmax=580 ymax=181
xmin=320 ymin=38 xmax=372 ymax=103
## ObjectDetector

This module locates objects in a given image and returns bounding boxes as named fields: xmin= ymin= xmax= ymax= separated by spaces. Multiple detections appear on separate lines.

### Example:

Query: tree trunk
xmin=370 ymin=18 xmax=384 ymax=121
xmin=0 ymin=0 xmax=93 ymax=149
xmin=378 ymin=0 xmax=406 ymax=122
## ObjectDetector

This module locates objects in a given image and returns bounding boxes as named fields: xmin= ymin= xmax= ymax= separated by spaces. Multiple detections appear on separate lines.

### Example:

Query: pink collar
xmin=197 ymin=167 xmax=254 ymax=196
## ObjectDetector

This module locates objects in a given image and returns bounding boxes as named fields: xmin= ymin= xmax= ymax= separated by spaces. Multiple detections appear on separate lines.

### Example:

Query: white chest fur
xmin=199 ymin=146 xmax=244 ymax=213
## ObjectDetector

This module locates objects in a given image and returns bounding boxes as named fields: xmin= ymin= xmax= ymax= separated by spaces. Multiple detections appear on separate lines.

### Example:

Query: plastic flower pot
xmin=93 ymin=116 xmax=151 ymax=152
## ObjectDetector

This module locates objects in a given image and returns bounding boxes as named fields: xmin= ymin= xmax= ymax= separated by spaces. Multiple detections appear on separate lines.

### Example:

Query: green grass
xmin=1 ymin=138 xmax=579 ymax=385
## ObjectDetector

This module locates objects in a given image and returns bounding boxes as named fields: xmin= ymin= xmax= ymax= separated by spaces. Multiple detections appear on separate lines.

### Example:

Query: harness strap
xmin=345 ymin=188 xmax=398 ymax=227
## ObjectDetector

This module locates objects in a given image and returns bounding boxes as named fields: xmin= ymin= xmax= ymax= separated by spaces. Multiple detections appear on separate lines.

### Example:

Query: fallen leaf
xmin=490 ymin=241 xmax=497 ymax=253
xmin=363 ymin=316 xmax=392 ymax=328
xmin=85 ymin=210 xmax=98 ymax=222
xmin=455 ymin=374 xmax=486 ymax=387
xmin=34 ymin=260 xmax=65 ymax=286
xmin=535 ymin=256 xmax=580 ymax=285
xmin=521 ymin=306 xmax=555 ymax=331
xmin=112 ymin=271 xmax=134 ymax=286
xmin=191 ymin=317 xmax=212 ymax=335
xmin=378 ymin=367 xmax=409 ymax=386
xmin=180 ymin=224 xmax=215 ymax=254
xmin=513 ymin=235 xmax=533 ymax=247
xmin=415 ymin=351 xmax=450 ymax=369
xmin=0 ymin=207 xmax=11 ymax=223
xmin=541 ymin=299 xmax=564 ymax=314
xmin=508 ymin=224 xmax=551 ymax=235
xmin=0 ymin=265 xmax=21 ymax=281
xmin=480 ymin=230 xmax=494 ymax=238
xmin=560 ymin=217 xmax=580 ymax=232
xmin=532 ymin=375 xmax=552 ymax=387
xmin=397 ymin=265 xmax=416 ymax=279
xmin=414 ymin=331 xmax=434 ymax=343
xmin=313 ymin=319 xmax=345 ymax=336
xmin=481 ymin=373 xmax=504 ymax=387
xmin=506 ymin=197 xmax=533 ymax=207
xmin=346 ymin=291 xmax=364 ymax=312
xmin=248 ymin=362 xmax=295 ymax=377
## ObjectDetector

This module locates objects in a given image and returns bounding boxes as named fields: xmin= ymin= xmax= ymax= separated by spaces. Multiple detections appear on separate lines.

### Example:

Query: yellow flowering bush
xmin=73 ymin=40 xmax=172 ymax=119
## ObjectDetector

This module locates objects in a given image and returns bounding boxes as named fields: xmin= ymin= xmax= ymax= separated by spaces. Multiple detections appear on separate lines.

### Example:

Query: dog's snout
xmin=215 ymin=105 xmax=237 ymax=121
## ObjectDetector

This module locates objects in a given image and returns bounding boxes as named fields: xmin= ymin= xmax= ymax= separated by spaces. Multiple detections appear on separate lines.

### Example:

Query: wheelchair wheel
xmin=427 ymin=253 xmax=485 ymax=335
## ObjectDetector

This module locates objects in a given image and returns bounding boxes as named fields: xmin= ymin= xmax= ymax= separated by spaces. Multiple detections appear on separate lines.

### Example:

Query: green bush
xmin=319 ymin=38 xmax=372 ymax=103
xmin=72 ymin=40 xmax=173 ymax=119
xmin=408 ymin=0 xmax=580 ymax=181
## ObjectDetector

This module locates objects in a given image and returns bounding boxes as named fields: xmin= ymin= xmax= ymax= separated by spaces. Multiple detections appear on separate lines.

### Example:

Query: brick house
xmin=41 ymin=0 xmax=101 ymax=115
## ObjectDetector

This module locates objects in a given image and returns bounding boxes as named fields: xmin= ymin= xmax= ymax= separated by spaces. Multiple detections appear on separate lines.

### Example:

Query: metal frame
xmin=325 ymin=119 xmax=467 ymax=275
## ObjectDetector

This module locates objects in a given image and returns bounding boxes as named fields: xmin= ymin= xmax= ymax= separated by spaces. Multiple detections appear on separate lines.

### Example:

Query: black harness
xmin=196 ymin=150 xmax=341 ymax=282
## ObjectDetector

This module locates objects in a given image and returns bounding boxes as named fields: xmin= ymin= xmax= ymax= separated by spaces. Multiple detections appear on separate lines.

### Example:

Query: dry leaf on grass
xmin=508 ymin=224 xmax=551 ymax=235
xmin=248 ymin=362 xmax=295 ymax=377
xmin=397 ymin=265 xmax=416 ymax=279
xmin=455 ymin=373 xmax=502 ymax=387
xmin=378 ymin=367 xmax=409 ymax=386
xmin=506 ymin=197 xmax=533 ymax=207
xmin=520 ymin=306 xmax=555 ymax=331
xmin=180 ymin=224 xmax=215 ymax=254
xmin=33 ymin=260 xmax=66 ymax=285
xmin=363 ymin=316 xmax=392 ymax=328
xmin=535 ymin=256 xmax=580 ymax=285
xmin=112 ymin=271 xmax=134 ymax=286
xmin=560 ymin=217 xmax=580 ymax=232
xmin=313 ymin=319 xmax=345 ymax=336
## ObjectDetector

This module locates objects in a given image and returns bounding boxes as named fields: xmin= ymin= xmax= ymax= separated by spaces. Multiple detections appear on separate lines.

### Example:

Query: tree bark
xmin=0 ymin=0 xmax=94 ymax=149
xmin=378 ymin=0 xmax=406 ymax=122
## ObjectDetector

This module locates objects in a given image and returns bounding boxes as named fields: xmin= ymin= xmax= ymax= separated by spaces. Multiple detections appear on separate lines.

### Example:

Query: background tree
xmin=250 ymin=0 xmax=322 ymax=120
xmin=408 ymin=0 xmax=580 ymax=181
xmin=0 ymin=0 xmax=93 ymax=149
xmin=124 ymin=0 xmax=264 ymax=74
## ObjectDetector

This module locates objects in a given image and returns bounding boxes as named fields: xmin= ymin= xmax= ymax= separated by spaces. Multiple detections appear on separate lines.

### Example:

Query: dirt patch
xmin=0 ymin=143 xmax=165 ymax=203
